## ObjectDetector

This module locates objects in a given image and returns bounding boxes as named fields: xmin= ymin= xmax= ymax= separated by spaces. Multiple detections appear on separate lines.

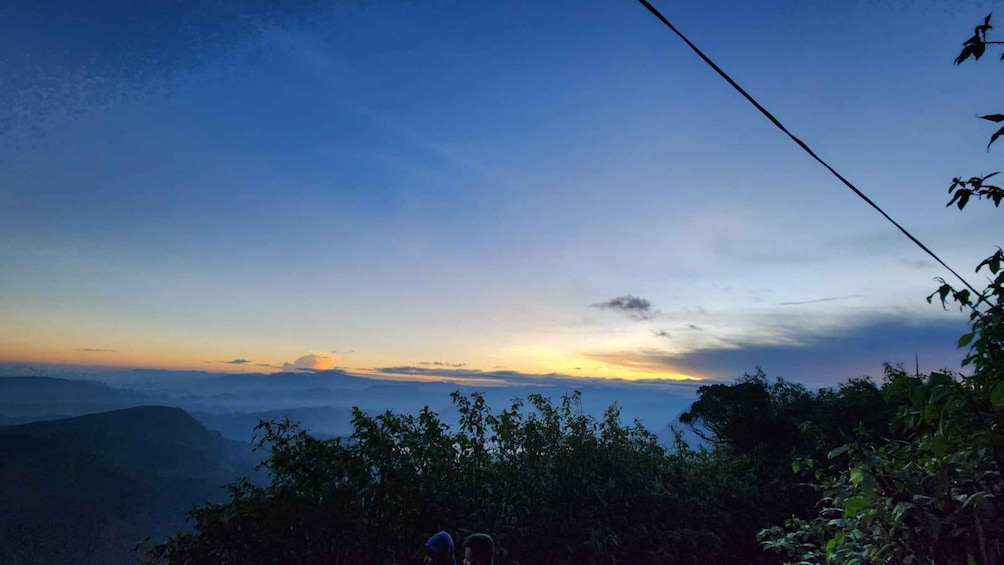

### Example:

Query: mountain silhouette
xmin=0 ymin=376 xmax=148 ymax=425
xmin=0 ymin=406 xmax=259 ymax=564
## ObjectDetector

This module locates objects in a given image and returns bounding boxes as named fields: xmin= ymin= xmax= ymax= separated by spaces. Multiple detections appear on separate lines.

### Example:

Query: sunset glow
xmin=1 ymin=0 xmax=990 ymax=386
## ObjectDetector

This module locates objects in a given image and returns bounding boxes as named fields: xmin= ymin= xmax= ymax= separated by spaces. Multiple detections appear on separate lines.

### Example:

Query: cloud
xmin=367 ymin=366 xmax=710 ymax=394
xmin=590 ymin=295 xmax=658 ymax=320
xmin=585 ymin=317 xmax=969 ymax=386
xmin=223 ymin=358 xmax=252 ymax=364
xmin=898 ymin=258 xmax=936 ymax=270
xmin=417 ymin=361 xmax=467 ymax=367
xmin=282 ymin=351 xmax=338 ymax=372
xmin=78 ymin=348 xmax=118 ymax=353
xmin=255 ymin=363 xmax=282 ymax=368
xmin=653 ymin=330 xmax=672 ymax=338
xmin=779 ymin=294 xmax=865 ymax=306
xmin=372 ymin=366 xmax=525 ymax=385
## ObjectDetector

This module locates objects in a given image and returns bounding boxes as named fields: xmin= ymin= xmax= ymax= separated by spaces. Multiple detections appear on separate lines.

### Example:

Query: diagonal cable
xmin=637 ymin=0 xmax=981 ymax=297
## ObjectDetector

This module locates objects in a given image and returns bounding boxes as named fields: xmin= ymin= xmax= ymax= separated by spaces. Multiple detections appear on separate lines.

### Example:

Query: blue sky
xmin=0 ymin=0 xmax=999 ymax=386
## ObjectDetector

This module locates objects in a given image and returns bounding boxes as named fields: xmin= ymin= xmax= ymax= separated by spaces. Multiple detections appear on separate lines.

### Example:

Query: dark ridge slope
xmin=0 ymin=406 xmax=258 ymax=565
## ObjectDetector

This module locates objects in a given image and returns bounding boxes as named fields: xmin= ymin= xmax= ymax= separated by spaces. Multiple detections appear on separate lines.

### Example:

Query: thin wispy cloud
xmin=898 ymin=258 xmax=936 ymax=270
xmin=341 ymin=102 xmax=506 ymax=186
xmin=223 ymin=358 xmax=252 ymax=365
xmin=779 ymin=295 xmax=865 ymax=306
xmin=417 ymin=361 xmax=467 ymax=367
xmin=367 ymin=365 xmax=708 ymax=391
xmin=78 ymin=348 xmax=118 ymax=353
xmin=591 ymin=295 xmax=659 ymax=321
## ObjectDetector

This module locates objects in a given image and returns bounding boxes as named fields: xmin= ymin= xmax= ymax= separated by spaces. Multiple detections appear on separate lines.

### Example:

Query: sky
xmin=1 ymin=0 xmax=1000 ymax=387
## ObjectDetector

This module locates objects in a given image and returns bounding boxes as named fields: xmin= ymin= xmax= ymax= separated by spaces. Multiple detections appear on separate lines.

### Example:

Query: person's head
xmin=462 ymin=533 xmax=494 ymax=565
xmin=424 ymin=531 xmax=455 ymax=565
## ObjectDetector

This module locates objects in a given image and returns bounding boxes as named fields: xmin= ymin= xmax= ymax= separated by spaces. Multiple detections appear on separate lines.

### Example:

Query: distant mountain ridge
xmin=0 ymin=405 xmax=253 ymax=479
xmin=0 ymin=374 xmax=374 ymax=441
xmin=0 ymin=376 xmax=149 ymax=424
xmin=194 ymin=405 xmax=356 ymax=441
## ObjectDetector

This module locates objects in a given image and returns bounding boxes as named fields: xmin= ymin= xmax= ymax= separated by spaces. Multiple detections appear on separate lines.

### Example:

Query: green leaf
xmin=930 ymin=385 xmax=952 ymax=404
xmin=990 ymin=382 xmax=1004 ymax=407
xmin=929 ymin=372 xmax=954 ymax=387
xmin=929 ymin=432 xmax=949 ymax=457
xmin=909 ymin=383 xmax=927 ymax=409
xmin=843 ymin=495 xmax=869 ymax=517
xmin=825 ymin=530 xmax=846 ymax=564
xmin=958 ymin=332 xmax=975 ymax=348
xmin=923 ymin=402 xmax=939 ymax=423
xmin=827 ymin=445 xmax=850 ymax=459
xmin=960 ymin=491 xmax=991 ymax=511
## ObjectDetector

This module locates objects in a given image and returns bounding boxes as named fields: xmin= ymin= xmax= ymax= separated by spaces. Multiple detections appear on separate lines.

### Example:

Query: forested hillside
xmin=0 ymin=407 xmax=259 ymax=565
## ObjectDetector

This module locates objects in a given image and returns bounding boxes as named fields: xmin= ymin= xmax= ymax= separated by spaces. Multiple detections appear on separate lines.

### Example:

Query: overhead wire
xmin=636 ymin=0 xmax=982 ymax=298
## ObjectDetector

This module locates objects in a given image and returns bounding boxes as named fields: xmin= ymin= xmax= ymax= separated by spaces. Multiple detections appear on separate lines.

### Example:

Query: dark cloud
xmin=898 ymin=258 xmax=936 ymax=270
xmin=586 ymin=317 xmax=969 ymax=386
xmin=688 ymin=324 xmax=702 ymax=331
xmin=590 ymin=295 xmax=658 ymax=320
xmin=368 ymin=365 xmax=709 ymax=394
xmin=78 ymin=348 xmax=118 ymax=353
xmin=374 ymin=366 xmax=526 ymax=383
xmin=417 ymin=361 xmax=467 ymax=367
xmin=653 ymin=330 xmax=672 ymax=338
xmin=779 ymin=294 xmax=864 ymax=306
xmin=254 ymin=363 xmax=282 ymax=368
xmin=223 ymin=358 xmax=251 ymax=365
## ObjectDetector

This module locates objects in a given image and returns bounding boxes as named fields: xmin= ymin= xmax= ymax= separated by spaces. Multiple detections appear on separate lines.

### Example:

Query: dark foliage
xmin=147 ymin=380 xmax=895 ymax=565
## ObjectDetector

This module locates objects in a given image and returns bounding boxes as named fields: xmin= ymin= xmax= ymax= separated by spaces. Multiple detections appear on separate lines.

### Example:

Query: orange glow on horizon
xmin=0 ymin=337 xmax=712 ymax=383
